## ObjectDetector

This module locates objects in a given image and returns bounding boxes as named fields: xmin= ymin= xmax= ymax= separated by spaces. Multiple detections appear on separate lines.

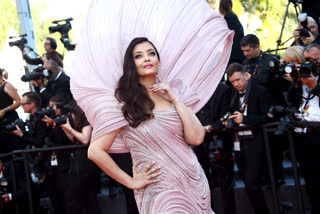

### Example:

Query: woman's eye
xmin=149 ymin=52 xmax=156 ymax=56
xmin=134 ymin=54 xmax=142 ymax=59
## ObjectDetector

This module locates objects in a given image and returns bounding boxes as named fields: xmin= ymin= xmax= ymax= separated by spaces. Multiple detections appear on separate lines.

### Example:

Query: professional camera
xmin=4 ymin=118 xmax=26 ymax=133
xmin=49 ymin=18 xmax=76 ymax=51
xmin=298 ymin=13 xmax=310 ymax=38
xmin=21 ymin=66 xmax=45 ymax=82
xmin=35 ymin=106 xmax=55 ymax=118
xmin=267 ymin=106 xmax=300 ymax=136
xmin=53 ymin=114 xmax=68 ymax=126
xmin=222 ymin=112 xmax=234 ymax=129
xmin=300 ymin=61 xmax=317 ymax=78
xmin=0 ymin=177 xmax=8 ymax=202
xmin=8 ymin=34 xmax=27 ymax=51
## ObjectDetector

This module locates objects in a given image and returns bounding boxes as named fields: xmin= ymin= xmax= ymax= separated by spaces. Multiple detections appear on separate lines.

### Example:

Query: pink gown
xmin=70 ymin=0 xmax=234 ymax=213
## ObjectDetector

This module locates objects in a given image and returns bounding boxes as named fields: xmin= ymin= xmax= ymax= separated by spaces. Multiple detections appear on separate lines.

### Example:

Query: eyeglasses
xmin=21 ymin=102 xmax=31 ymax=106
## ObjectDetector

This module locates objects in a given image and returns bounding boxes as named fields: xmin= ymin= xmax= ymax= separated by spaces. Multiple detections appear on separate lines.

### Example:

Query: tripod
xmin=275 ymin=0 xmax=302 ymax=55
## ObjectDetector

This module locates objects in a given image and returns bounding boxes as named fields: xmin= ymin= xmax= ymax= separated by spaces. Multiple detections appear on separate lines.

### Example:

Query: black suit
xmin=231 ymin=80 xmax=271 ymax=214
xmin=49 ymin=72 xmax=73 ymax=101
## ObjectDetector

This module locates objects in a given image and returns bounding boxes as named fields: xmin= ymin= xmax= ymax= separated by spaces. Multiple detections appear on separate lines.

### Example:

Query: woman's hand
xmin=131 ymin=162 xmax=161 ymax=190
xmin=60 ymin=118 xmax=72 ymax=132
xmin=149 ymin=76 xmax=178 ymax=104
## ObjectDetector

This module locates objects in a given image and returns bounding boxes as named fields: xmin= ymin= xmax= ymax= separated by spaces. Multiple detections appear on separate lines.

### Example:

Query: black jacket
xmin=224 ymin=12 xmax=245 ymax=65
xmin=48 ymin=72 xmax=73 ymax=100
xmin=231 ymin=80 xmax=272 ymax=126
xmin=21 ymin=111 xmax=51 ymax=148
xmin=197 ymin=82 xmax=232 ymax=131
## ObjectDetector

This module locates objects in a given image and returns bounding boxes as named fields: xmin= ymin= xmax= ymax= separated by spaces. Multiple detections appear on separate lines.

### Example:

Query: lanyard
xmin=239 ymin=80 xmax=252 ymax=114
xmin=246 ymin=52 xmax=264 ymax=75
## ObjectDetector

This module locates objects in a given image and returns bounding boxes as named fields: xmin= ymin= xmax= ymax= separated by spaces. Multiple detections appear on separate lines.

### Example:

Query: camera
xmin=35 ymin=106 xmax=55 ymax=118
xmin=9 ymin=34 xmax=28 ymax=51
xmin=222 ymin=112 xmax=234 ymax=129
xmin=49 ymin=18 xmax=76 ymax=51
xmin=4 ymin=118 xmax=26 ymax=133
xmin=20 ymin=66 xmax=52 ymax=82
xmin=53 ymin=114 xmax=68 ymax=126
xmin=300 ymin=61 xmax=317 ymax=78
xmin=267 ymin=106 xmax=300 ymax=136
xmin=0 ymin=177 xmax=8 ymax=202
xmin=49 ymin=18 xmax=73 ymax=34
xmin=298 ymin=13 xmax=310 ymax=38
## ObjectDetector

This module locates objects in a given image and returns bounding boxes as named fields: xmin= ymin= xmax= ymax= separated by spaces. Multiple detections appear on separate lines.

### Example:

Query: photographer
xmin=23 ymin=37 xmax=63 ymax=67
xmin=58 ymin=100 xmax=100 ymax=214
xmin=43 ymin=60 xmax=72 ymax=101
xmin=21 ymin=66 xmax=53 ymax=108
xmin=196 ymin=82 xmax=236 ymax=214
xmin=10 ymin=92 xmax=51 ymax=149
xmin=0 ymin=68 xmax=22 ymax=154
xmin=42 ymin=96 xmax=100 ymax=214
xmin=226 ymin=63 xmax=272 ymax=214
xmin=285 ymin=44 xmax=320 ymax=214
xmin=241 ymin=34 xmax=290 ymax=106
xmin=292 ymin=15 xmax=320 ymax=47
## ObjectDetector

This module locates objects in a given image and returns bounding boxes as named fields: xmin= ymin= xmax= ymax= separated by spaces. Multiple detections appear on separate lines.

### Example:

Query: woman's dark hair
xmin=219 ymin=0 xmax=233 ymax=15
xmin=115 ymin=37 xmax=160 ymax=127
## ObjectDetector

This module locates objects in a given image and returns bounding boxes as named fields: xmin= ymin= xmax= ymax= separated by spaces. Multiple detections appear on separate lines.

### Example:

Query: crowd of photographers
xmin=195 ymin=8 xmax=320 ymax=214
xmin=0 ymin=37 xmax=101 ymax=214
xmin=1 ymin=5 xmax=320 ymax=214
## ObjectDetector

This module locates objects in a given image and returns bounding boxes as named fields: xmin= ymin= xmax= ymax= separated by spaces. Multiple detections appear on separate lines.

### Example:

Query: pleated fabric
xmin=119 ymin=104 xmax=213 ymax=213
xmin=70 ymin=0 xmax=234 ymax=153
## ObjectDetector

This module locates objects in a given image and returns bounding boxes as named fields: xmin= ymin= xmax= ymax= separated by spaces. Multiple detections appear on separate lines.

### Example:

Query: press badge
xmin=234 ymin=141 xmax=240 ymax=151
xmin=51 ymin=153 xmax=58 ymax=166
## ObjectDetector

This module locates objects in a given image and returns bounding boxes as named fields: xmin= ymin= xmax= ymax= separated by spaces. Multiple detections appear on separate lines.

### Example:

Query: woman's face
xmin=132 ymin=41 xmax=159 ymax=77
xmin=49 ymin=101 xmax=62 ymax=116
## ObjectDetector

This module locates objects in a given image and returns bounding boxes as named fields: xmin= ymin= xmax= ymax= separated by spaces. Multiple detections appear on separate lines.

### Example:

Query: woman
xmin=43 ymin=97 xmax=100 ymax=214
xmin=0 ymin=68 xmax=22 ymax=153
xmin=219 ymin=0 xmax=245 ymax=66
xmin=88 ymin=37 xmax=211 ymax=213
xmin=0 ymin=68 xmax=21 ymax=123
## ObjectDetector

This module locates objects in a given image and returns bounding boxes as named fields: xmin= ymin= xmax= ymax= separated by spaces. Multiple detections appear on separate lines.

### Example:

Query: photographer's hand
xmin=228 ymin=111 xmax=243 ymax=125
xmin=293 ymin=27 xmax=301 ymax=45
xmin=1 ymin=194 xmax=11 ymax=203
xmin=11 ymin=125 xmax=23 ymax=137
xmin=41 ymin=115 xmax=54 ymax=127
xmin=301 ymin=73 xmax=317 ymax=89
xmin=301 ymin=31 xmax=316 ymax=45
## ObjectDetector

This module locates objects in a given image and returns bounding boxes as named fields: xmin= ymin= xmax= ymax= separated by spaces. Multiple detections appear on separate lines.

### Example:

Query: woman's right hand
xmin=131 ymin=162 xmax=161 ymax=190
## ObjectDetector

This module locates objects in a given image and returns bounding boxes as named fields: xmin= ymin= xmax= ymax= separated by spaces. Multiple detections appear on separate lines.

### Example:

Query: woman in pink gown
xmin=70 ymin=0 xmax=234 ymax=213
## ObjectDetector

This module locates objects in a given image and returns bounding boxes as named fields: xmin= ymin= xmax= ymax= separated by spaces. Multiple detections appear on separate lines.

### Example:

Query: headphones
xmin=46 ymin=37 xmax=57 ymax=50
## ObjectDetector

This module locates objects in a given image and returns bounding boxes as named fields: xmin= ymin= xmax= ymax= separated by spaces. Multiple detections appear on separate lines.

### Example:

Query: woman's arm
xmin=150 ymin=76 xmax=205 ymax=145
xmin=172 ymin=100 xmax=205 ymax=145
xmin=0 ymin=82 xmax=21 ymax=119
xmin=88 ymin=129 xmax=161 ymax=190
xmin=61 ymin=119 xmax=92 ymax=144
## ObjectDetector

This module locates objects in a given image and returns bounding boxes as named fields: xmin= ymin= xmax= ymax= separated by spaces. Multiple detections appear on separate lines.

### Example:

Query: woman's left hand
xmin=60 ymin=118 xmax=72 ymax=132
xmin=149 ymin=75 xmax=178 ymax=103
